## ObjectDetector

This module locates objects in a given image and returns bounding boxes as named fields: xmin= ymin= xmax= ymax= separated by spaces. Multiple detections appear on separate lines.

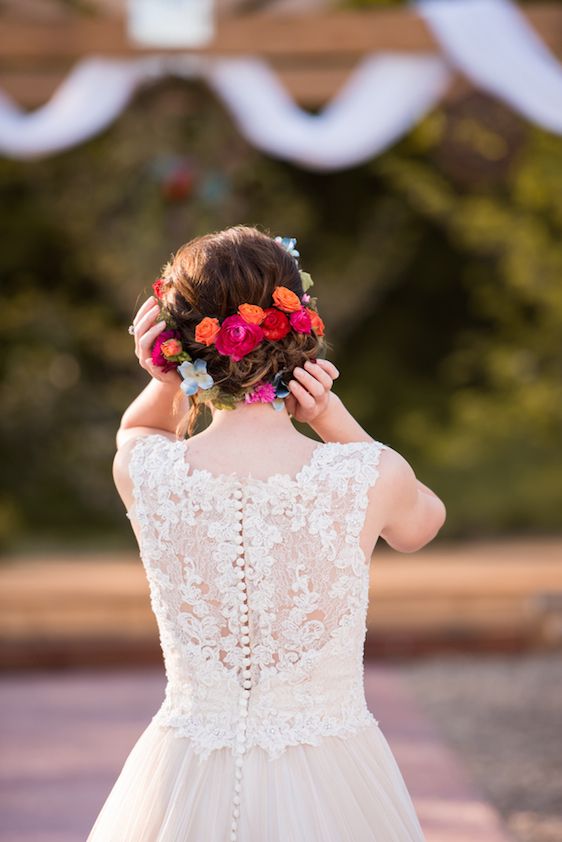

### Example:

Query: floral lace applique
xmin=126 ymin=434 xmax=387 ymax=760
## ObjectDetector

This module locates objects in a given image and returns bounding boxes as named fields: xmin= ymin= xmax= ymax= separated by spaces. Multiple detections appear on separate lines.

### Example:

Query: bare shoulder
xmin=376 ymin=444 xmax=418 ymax=494
xmin=372 ymin=442 xmax=446 ymax=553
xmin=366 ymin=444 xmax=417 ymax=516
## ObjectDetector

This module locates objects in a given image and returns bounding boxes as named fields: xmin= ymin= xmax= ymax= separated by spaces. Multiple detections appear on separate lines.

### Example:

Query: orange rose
xmin=272 ymin=286 xmax=302 ymax=313
xmin=238 ymin=303 xmax=265 ymax=325
xmin=160 ymin=338 xmax=183 ymax=358
xmin=195 ymin=316 xmax=220 ymax=346
xmin=307 ymin=309 xmax=325 ymax=337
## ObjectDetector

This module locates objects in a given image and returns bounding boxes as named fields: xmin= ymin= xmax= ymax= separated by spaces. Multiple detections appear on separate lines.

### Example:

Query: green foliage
xmin=339 ymin=109 xmax=562 ymax=536
xmin=0 ymin=163 xmax=133 ymax=547
xmin=0 ymin=79 xmax=560 ymax=550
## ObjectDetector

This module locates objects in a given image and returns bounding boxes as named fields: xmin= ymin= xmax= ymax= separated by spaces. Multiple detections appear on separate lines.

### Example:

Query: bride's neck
xmin=205 ymin=401 xmax=294 ymax=436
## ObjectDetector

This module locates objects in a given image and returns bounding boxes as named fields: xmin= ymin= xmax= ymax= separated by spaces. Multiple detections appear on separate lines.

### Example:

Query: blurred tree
xmin=0 ymin=162 xmax=132 ymax=548
xmin=337 ymin=94 xmax=562 ymax=536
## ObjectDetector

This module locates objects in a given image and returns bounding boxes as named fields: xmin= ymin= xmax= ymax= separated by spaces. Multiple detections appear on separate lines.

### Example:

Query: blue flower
xmin=178 ymin=358 xmax=214 ymax=396
xmin=274 ymin=236 xmax=300 ymax=260
xmin=271 ymin=370 xmax=290 ymax=410
xmin=272 ymin=371 xmax=290 ymax=398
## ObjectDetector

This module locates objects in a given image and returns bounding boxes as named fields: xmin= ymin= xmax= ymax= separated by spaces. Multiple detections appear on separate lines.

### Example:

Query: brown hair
xmin=159 ymin=225 xmax=327 ymax=437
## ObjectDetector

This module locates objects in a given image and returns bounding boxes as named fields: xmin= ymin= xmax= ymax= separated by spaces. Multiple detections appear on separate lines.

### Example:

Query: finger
xmin=140 ymin=357 xmax=154 ymax=372
xmin=135 ymin=302 xmax=161 ymax=335
xmin=288 ymin=378 xmax=317 ymax=411
xmin=134 ymin=305 xmax=162 ymax=354
xmin=138 ymin=319 xmax=167 ymax=353
xmin=284 ymin=393 xmax=297 ymax=417
xmin=316 ymin=358 xmax=340 ymax=379
xmin=303 ymin=360 xmax=333 ymax=391
xmin=143 ymin=358 xmax=162 ymax=374
xmin=140 ymin=355 xmax=162 ymax=374
xmin=133 ymin=296 xmax=159 ymax=327
xmin=292 ymin=366 xmax=326 ymax=398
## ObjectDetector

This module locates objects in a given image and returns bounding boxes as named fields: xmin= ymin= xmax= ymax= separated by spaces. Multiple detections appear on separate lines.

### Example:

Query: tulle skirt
xmin=87 ymin=719 xmax=425 ymax=841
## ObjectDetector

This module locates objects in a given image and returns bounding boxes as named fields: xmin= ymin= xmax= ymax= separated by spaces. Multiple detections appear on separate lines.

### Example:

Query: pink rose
xmin=215 ymin=314 xmax=264 ymax=361
xmin=152 ymin=329 xmax=182 ymax=372
xmin=289 ymin=308 xmax=312 ymax=334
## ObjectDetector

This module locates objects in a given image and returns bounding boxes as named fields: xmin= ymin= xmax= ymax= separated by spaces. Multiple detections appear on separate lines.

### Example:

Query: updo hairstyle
xmin=159 ymin=225 xmax=327 ymax=436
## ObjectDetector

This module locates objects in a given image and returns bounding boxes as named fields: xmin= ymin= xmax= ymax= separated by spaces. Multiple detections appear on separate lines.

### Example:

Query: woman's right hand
xmin=131 ymin=296 xmax=180 ymax=385
xmin=286 ymin=359 xmax=340 ymax=423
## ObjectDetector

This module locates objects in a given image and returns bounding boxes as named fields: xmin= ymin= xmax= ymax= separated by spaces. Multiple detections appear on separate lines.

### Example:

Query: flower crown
xmin=150 ymin=236 xmax=325 ymax=411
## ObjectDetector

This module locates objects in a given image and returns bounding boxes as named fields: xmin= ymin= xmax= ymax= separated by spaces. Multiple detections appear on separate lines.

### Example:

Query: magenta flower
xmin=152 ymin=329 xmax=182 ymax=372
xmin=215 ymin=314 xmax=264 ymax=361
xmin=289 ymin=308 xmax=312 ymax=334
xmin=245 ymin=383 xmax=276 ymax=404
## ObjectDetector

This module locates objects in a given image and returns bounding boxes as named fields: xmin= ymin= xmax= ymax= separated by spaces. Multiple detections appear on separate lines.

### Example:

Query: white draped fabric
xmin=418 ymin=0 xmax=562 ymax=135
xmin=206 ymin=54 xmax=449 ymax=171
xmin=0 ymin=53 xmax=449 ymax=169
xmin=0 ymin=0 xmax=561 ymax=168
xmin=0 ymin=58 xmax=155 ymax=159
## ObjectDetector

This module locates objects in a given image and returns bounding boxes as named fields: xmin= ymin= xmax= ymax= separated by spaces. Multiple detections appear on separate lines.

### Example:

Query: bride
xmin=88 ymin=225 xmax=446 ymax=841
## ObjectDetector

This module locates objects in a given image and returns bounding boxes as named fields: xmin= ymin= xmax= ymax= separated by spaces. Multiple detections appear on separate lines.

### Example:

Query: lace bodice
xmin=126 ymin=434 xmax=387 ymax=765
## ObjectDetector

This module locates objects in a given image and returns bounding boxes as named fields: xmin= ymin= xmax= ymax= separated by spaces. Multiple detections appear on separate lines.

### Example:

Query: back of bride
xmin=88 ymin=225 xmax=446 ymax=842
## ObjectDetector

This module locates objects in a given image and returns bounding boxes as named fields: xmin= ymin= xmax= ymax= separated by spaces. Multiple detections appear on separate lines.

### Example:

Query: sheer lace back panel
xmin=126 ymin=434 xmax=387 ymax=762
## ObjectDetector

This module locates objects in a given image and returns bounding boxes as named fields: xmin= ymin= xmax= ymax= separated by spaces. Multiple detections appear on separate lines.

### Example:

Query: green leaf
xmin=300 ymin=270 xmax=314 ymax=291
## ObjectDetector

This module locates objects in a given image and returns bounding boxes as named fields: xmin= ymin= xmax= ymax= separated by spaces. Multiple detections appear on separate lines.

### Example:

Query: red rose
xmin=262 ymin=308 xmax=291 ymax=341
xmin=215 ymin=315 xmax=264 ymax=361
xmin=152 ymin=329 xmax=181 ymax=372
xmin=152 ymin=278 xmax=166 ymax=299
xmin=289 ymin=308 xmax=312 ymax=334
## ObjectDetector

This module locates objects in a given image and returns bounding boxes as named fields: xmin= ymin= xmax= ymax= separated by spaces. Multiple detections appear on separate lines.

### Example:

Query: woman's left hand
xmin=285 ymin=359 xmax=339 ymax=423
xmin=131 ymin=296 xmax=180 ymax=385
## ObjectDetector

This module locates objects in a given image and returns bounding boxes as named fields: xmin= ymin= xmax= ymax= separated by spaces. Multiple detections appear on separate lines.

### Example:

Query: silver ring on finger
xmin=128 ymin=323 xmax=136 ymax=335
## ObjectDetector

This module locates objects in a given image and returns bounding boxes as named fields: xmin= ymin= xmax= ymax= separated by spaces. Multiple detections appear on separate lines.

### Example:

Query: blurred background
xmin=0 ymin=1 xmax=561 ymax=841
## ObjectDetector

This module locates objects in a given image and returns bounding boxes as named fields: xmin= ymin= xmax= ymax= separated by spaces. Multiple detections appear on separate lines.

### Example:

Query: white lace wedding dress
xmin=87 ymin=434 xmax=426 ymax=841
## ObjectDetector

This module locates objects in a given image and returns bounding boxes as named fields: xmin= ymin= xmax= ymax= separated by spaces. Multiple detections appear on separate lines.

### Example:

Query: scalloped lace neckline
xmin=163 ymin=436 xmax=346 ymax=486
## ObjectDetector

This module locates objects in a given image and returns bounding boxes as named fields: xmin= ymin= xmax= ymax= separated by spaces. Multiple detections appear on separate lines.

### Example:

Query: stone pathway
xmin=0 ymin=666 xmax=513 ymax=842
xmin=366 ymin=667 xmax=513 ymax=842
xmin=402 ymin=652 xmax=562 ymax=842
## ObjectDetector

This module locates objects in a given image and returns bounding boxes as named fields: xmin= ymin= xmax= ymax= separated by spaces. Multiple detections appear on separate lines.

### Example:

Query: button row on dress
xmin=230 ymin=483 xmax=251 ymax=842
